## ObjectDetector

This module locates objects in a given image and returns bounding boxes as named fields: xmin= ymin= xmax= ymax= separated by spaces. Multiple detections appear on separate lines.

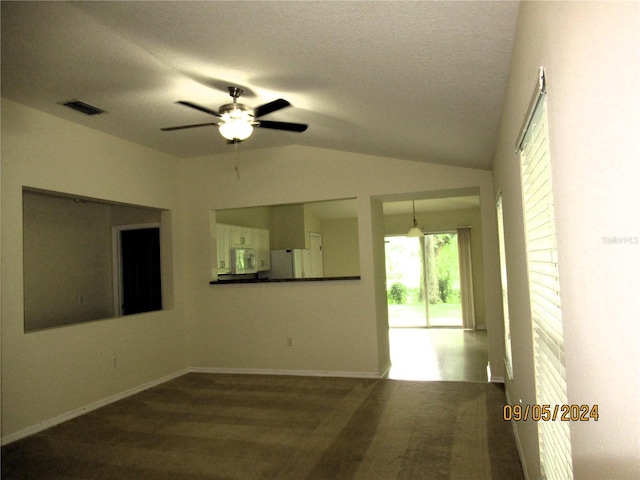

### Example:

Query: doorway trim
xmin=112 ymin=222 xmax=160 ymax=316
xmin=309 ymin=232 xmax=323 ymax=278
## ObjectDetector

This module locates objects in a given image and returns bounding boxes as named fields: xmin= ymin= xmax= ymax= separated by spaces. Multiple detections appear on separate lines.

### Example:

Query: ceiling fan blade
xmin=253 ymin=99 xmax=290 ymax=118
xmin=161 ymin=122 xmax=218 ymax=131
xmin=176 ymin=101 xmax=220 ymax=117
xmin=257 ymin=120 xmax=308 ymax=132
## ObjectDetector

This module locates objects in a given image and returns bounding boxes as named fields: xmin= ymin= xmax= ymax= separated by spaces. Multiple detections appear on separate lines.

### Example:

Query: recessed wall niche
xmin=22 ymin=189 xmax=171 ymax=332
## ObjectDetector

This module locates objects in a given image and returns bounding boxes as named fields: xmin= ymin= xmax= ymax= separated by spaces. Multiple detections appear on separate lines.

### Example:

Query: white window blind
xmin=518 ymin=69 xmax=573 ymax=480
xmin=496 ymin=192 xmax=513 ymax=379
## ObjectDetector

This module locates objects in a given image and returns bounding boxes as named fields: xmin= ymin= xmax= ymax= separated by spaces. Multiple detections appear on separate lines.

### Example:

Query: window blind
xmin=519 ymin=69 xmax=573 ymax=480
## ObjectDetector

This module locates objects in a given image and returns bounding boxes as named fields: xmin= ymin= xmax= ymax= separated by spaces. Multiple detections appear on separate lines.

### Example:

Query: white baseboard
xmin=378 ymin=361 xmax=392 ymax=378
xmin=2 ymin=365 xmax=390 ymax=446
xmin=189 ymin=366 xmax=381 ymax=379
xmin=1 ymin=368 xmax=189 ymax=446
xmin=505 ymin=389 xmax=530 ymax=480
xmin=487 ymin=360 xmax=505 ymax=383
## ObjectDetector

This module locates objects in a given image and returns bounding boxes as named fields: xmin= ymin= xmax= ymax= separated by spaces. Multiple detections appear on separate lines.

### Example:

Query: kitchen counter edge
xmin=210 ymin=276 xmax=361 ymax=285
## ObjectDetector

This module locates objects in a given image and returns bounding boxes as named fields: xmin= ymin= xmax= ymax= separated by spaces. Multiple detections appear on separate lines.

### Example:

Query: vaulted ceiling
xmin=1 ymin=1 xmax=519 ymax=170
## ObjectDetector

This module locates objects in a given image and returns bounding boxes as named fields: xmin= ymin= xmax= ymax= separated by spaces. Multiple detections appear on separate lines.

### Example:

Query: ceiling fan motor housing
xmin=218 ymin=103 xmax=254 ymax=120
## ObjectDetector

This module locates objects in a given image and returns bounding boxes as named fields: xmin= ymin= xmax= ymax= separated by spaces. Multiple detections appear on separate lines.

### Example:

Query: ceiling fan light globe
xmin=219 ymin=118 xmax=253 ymax=141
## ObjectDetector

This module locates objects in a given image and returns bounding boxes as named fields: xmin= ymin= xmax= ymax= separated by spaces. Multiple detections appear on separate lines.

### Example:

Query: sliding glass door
xmin=385 ymin=236 xmax=427 ymax=327
xmin=385 ymin=233 xmax=464 ymax=328
xmin=423 ymin=233 xmax=463 ymax=327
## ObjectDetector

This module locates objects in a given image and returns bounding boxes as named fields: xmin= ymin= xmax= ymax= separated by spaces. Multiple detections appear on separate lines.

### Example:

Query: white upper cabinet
xmin=217 ymin=224 xmax=270 ymax=273
xmin=231 ymin=225 xmax=253 ymax=248
xmin=216 ymin=223 xmax=232 ymax=274
xmin=253 ymin=228 xmax=271 ymax=271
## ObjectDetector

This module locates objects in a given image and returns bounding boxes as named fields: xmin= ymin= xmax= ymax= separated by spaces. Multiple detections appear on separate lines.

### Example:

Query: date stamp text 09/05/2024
xmin=503 ymin=404 xmax=599 ymax=422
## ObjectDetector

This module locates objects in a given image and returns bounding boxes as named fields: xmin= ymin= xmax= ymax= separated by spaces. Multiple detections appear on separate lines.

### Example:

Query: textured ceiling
xmin=1 ymin=1 xmax=519 ymax=170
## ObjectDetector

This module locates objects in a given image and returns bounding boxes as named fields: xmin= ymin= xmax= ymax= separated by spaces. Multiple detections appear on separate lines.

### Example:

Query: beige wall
xmin=1 ymin=99 xmax=188 ymax=441
xmin=271 ymin=204 xmax=306 ymax=249
xmin=1 ymin=100 xmax=503 ymax=444
xmin=370 ymin=198 xmax=391 ymax=374
xmin=23 ymin=192 xmax=115 ymax=330
xmin=215 ymin=205 xmax=273 ymax=230
xmin=180 ymin=145 xmax=502 ymax=379
xmin=492 ymin=2 xmax=640 ymax=478
xmin=321 ymin=217 xmax=360 ymax=277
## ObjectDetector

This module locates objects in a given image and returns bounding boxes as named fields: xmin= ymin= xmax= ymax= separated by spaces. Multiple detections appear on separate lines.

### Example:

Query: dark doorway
xmin=120 ymin=227 xmax=162 ymax=315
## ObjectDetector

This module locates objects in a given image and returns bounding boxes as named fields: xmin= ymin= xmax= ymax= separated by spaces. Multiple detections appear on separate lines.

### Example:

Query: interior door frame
xmin=112 ymin=222 xmax=161 ymax=316
xmin=309 ymin=232 xmax=323 ymax=278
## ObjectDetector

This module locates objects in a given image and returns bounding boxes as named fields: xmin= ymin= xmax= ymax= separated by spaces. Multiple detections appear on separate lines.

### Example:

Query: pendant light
xmin=407 ymin=200 xmax=424 ymax=237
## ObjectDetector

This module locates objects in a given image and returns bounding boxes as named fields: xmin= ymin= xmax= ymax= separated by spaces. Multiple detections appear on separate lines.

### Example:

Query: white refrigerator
xmin=269 ymin=249 xmax=311 ymax=279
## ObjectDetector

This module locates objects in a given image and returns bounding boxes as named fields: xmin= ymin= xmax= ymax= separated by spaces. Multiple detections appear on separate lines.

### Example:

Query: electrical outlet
xmin=287 ymin=336 xmax=293 ymax=347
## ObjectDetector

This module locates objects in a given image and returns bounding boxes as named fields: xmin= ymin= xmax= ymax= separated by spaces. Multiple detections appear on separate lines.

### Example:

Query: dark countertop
xmin=210 ymin=276 xmax=361 ymax=285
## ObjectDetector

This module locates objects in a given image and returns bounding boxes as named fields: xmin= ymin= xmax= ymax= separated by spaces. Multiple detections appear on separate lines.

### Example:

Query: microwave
xmin=230 ymin=248 xmax=257 ymax=274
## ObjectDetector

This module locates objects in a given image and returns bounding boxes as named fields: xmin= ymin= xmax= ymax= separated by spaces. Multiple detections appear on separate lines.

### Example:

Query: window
xmin=496 ymin=192 xmax=513 ymax=379
xmin=23 ymin=188 xmax=168 ymax=331
xmin=517 ymin=68 xmax=573 ymax=479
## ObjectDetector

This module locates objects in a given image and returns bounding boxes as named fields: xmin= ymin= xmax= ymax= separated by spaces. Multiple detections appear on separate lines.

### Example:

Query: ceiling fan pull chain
xmin=234 ymin=140 xmax=241 ymax=179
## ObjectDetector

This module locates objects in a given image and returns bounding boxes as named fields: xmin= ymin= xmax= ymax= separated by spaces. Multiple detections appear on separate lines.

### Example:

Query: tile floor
xmin=387 ymin=328 xmax=489 ymax=382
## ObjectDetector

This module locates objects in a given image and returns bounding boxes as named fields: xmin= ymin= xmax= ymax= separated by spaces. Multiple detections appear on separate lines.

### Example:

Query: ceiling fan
xmin=161 ymin=87 xmax=308 ymax=142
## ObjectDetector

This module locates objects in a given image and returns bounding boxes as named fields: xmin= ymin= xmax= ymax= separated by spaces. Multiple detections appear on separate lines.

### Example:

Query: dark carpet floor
xmin=1 ymin=373 xmax=523 ymax=479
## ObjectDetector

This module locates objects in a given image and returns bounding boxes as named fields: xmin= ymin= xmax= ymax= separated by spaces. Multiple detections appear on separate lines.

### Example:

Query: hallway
xmin=387 ymin=328 xmax=489 ymax=382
